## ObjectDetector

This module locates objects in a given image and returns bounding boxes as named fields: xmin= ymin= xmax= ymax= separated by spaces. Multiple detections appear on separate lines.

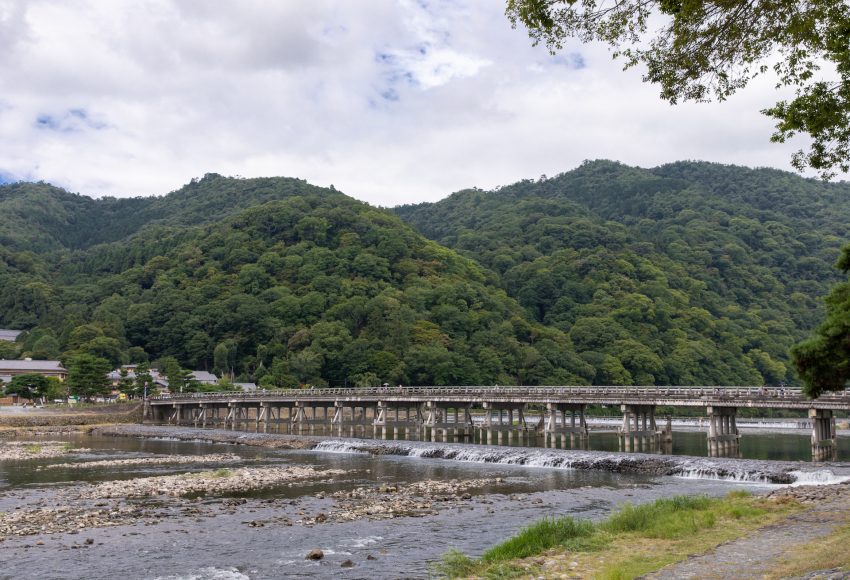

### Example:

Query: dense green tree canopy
xmin=5 ymin=374 xmax=50 ymax=400
xmin=792 ymin=243 xmax=850 ymax=396
xmin=506 ymin=1 xmax=850 ymax=178
xmin=396 ymin=160 xmax=850 ymax=387
xmin=0 ymin=174 xmax=586 ymax=388
xmin=3 ymin=164 xmax=849 ymax=390
xmin=66 ymin=354 xmax=112 ymax=400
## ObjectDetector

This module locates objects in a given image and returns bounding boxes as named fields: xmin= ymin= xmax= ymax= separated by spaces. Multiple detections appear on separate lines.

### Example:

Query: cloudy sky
xmin=0 ymin=0 xmax=836 ymax=206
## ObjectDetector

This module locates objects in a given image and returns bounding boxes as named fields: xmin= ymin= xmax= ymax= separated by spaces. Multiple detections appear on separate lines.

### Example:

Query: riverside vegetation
xmin=3 ymin=161 xmax=850 ymax=394
xmin=434 ymin=491 xmax=805 ymax=579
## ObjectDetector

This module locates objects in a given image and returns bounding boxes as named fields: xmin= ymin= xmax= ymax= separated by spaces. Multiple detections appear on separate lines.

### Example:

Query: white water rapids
xmin=314 ymin=439 xmax=846 ymax=485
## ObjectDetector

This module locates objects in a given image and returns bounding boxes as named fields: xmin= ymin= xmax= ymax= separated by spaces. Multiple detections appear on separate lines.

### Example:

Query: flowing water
xmin=201 ymin=420 xmax=850 ymax=462
xmin=0 ymin=430 xmax=848 ymax=580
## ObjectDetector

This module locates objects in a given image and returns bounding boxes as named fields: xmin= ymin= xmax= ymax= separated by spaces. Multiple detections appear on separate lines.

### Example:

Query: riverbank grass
xmin=434 ymin=491 xmax=801 ymax=579
xmin=764 ymin=522 xmax=850 ymax=579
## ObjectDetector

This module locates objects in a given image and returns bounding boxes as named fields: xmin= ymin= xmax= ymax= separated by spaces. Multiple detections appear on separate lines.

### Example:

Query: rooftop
xmin=0 ymin=330 xmax=22 ymax=342
xmin=192 ymin=371 xmax=218 ymax=383
xmin=0 ymin=359 xmax=66 ymax=372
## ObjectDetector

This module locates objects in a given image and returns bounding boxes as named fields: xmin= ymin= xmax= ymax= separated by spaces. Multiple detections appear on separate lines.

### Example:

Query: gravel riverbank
xmin=76 ymin=465 xmax=347 ymax=499
xmin=0 ymin=441 xmax=91 ymax=460
xmin=42 ymin=453 xmax=250 ymax=470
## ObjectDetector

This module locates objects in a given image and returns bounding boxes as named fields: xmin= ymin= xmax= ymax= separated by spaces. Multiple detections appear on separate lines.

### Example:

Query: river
xmin=0 ymin=427 xmax=848 ymax=580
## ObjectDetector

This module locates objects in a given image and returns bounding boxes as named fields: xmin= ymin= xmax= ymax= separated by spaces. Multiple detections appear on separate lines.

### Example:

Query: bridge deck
xmin=149 ymin=386 xmax=850 ymax=411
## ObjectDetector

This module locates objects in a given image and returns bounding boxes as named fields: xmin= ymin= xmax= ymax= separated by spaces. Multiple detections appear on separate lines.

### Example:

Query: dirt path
xmin=645 ymin=486 xmax=850 ymax=580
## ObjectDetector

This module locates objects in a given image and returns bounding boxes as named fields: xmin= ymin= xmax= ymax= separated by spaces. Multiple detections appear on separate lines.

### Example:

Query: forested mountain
xmin=395 ymin=161 xmax=850 ymax=386
xmin=0 ymin=175 xmax=343 ymax=252
xmin=2 ymin=161 xmax=847 ymax=388
xmin=0 ymin=174 xmax=589 ymax=387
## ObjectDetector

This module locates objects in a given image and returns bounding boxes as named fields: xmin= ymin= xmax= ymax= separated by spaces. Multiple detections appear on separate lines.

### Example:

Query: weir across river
xmin=145 ymin=386 xmax=850 ymax=460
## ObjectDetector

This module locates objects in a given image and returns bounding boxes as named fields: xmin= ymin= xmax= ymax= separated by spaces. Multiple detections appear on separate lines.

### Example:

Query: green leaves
xmin=506 ymin=0 xmax=850 ymax=178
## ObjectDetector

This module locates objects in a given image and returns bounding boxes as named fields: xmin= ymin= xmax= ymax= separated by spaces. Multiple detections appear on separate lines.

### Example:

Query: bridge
xmin=145 ymin=385 xmax=850 ymax=460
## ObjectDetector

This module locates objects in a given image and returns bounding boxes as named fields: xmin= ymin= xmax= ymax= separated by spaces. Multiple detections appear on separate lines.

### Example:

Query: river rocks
xmin=44 ymin=453 xmax=249 ymax=470
xmin=0 ymin=503 xmax=157 ymax=539
xmin=306 ymin=548 xmax=324 ymax=560
xmin=767 ymin=483 xmax=850 ymax=504
xmin=325 ymin=477 xmax=499 ymax=523
xmin=0 ymin=441 xmax=90 ymax=461
xmin=76 ymin=465 xmax=349 ymax=499
xmin=340 ymin=559 xmax=354 ymax=568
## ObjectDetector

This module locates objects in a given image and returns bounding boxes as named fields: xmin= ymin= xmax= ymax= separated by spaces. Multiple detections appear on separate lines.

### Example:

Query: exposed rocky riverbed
xmin=75 ymin=465 xmax=347 ymax=499
xmin=0 ymin=441 xmax=91 ymax=460
xmin=42 ymin=453 xmax=249 ymax=470
xmin=0 ymin=470 xmax=511 ymax=541
xmin=2 ymin=425 xmax=849 ymax=578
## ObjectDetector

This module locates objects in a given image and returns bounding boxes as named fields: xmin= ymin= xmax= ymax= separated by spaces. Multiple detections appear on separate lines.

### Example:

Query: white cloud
xmin=0 ymin=0 xmax=840 ymax=205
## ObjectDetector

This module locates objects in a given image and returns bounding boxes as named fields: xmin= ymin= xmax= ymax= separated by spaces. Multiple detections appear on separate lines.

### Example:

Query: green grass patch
xmin=208 ymin=468 xmax=234 ymax=478
xmin=434 ymin=492 xmax=794 ymax=579
xmin=601 ymin=495 xmax=716 ymax=539
xmin=186 ymin=467 xmax=234 ymax=479
xmin=482 ymin=516 xmax=598 ymax=562
xmin=23 ymin=444 xmax=43 ymax=454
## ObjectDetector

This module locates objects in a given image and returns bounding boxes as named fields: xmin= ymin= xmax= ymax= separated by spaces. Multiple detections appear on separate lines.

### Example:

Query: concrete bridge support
xmin=375 ymin=401 xmax=424 ymax=439
xmin=480 ymin=402 xmax=527 ymax=445
xmin=619 ymin=404 xmax=661 ymax=452
xmin=224 ymin=403 xmax=253 ymax=430
xmin=332 ymin=402 xmax=373 ymax=436
xmin=170 ymin=403 xmax=197 ymax=426
xmin=810 ymin=408 xmax=837 ymax=461
xmin=423 ymin=402 xmax=472 ymax=442
xmin=545 ymin=403 xmax=589 ymax=448
xmin=290 ymin=401 xmax=336 ymax=434
xmin=706 ymin=406 xmax=740 ymax=457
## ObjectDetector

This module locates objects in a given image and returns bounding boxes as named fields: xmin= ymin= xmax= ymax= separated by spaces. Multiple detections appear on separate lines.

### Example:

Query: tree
xmin=159 ymin=356 xmax=194 ymax=393
xmin=792 ymin=245 xmax=850 ymax=396
xmin=213 ymin=341 xmax=237 ymax=379
xmin=30 ymin=335 xmax=60 ymax=359
xmin=66 ymin=354 xmax=112 ymax=400
xmin=6 ymin=374 xmax=50 ymax=401
xmin=506 ymin=0 xmax=850 ymax=178
xmin=0 ymin=340 xmax=17 ymax=359
xmin=134 ymin=362 xmax=154 ymax=398
xmin=43 ymin=377 xmax=67 ymax=402
xmin=117 ymin=368 xmax=135 ymax=395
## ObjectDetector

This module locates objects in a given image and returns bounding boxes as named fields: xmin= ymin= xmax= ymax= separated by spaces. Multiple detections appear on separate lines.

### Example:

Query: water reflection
xmin=155 ymin=419 xmax=850 ymax=462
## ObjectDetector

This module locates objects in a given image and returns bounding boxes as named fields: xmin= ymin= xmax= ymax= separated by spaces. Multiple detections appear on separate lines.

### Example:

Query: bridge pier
xmin=374 ymin=401 xmax=423 ymax=439
xmin=332 ymin=401 xmax=370 ymax=436
xmin=619 ymin=404 xmax=661 ymax=452
xmin=290 ymin=402 xmax=336 ymax=434
xmin=545 ymin=403 xmax=588 ymax=449
xmin=423 ymin=402 xmax=472 ymax=442
xmin=810 ymin=409 xmax=837 ymax=461
xmin=706 ymin=406 xmax=740 ymax=457
xmin=170 ymin=403 xmax=190 ymax=426
xmin=480 ymin=402 xmax=527 ymax=445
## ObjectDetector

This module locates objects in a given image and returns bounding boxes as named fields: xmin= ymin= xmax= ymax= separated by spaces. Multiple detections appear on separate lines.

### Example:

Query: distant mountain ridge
xmin=1 ymin=161 xmax=847 ymax=387
xmin=0 ymin=174 xmax=339 ymax=252
xmin=395 ymin=160 xmax=850 ymax=386
xmin=0 ymin=174 xmax=589 ymax=388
